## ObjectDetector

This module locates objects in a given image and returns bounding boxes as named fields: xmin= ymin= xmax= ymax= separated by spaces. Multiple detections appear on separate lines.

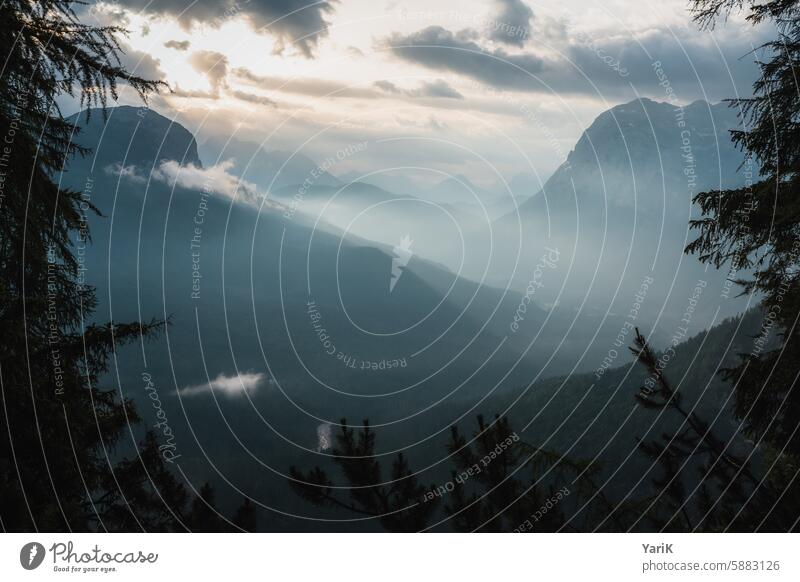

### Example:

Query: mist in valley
xmin=6 ymin=0 xmax=794 ymax=535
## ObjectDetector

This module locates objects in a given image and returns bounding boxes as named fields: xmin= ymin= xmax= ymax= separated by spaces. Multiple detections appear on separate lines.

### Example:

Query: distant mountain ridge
xmin=67 ymin=106 xmax=202 ymax=169
xmin=60 ymin=102 xmax=757 ymax=382
xmin=515 ymin=98 xmax=747 ymax=216
xmin=486 ymin=97 xmax=754 ymax=330
xmin=198 ymin=136 xmax=341 ymax=190
xmin=59 ymin=105 xmax=547 ymax=408
xmin=53 ymin=103 xmax=764 ymax=529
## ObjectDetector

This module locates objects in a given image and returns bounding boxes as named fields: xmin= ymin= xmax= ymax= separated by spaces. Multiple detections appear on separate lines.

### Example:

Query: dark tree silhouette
xmin=290 ymin=419 xmax=439 ymax=532
xmin=440 ymin=415 xmax=605 ymax=532
xmin=682 ymin=0 xmax=800 ymax=531
xmin=290 ymin=415 xmax=630 ymax=532
xmin=629 ymin=328 xmax=769 ymax=530
xmin=232 ymin=497 xmax=258 ymax=532
xmin=0 ymin=0 xmax=232 ymax=532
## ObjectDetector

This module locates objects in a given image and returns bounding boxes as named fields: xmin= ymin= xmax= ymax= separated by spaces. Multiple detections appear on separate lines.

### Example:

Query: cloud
xmin=114 ymin=0 xmax=338 ymax=57
xmin=79 ymin=8 xmax=165 ymax=82
xmin=169 ymin=88 xmax=219 ymax=100
xmin=380 ymin=26 xmax=547 ymax=90
xmin=486 ymin=0 xmax=533 ymax=47
xmin=231 ymin=90 xmax=278 ymax=106
xmin=188 ymin=50 xmax=229 ymax=94
xmin=374 ymin=78 xmax=463 ymax=99
xmin=233 ymin=67 xmax=377 ymax=99
xmin=418 ymin=79 xmax=464 ymax=98
xmin=164 ymin=39 xmax=190 ymax=51
xmin=115 ymin=158 xmax=290 ymax=210
xmin=105 ymin=163 xmax=146 ymax=183
xmin=120 ymin=48 xmax=166 ymax=82
xmin=373 ymin=80 xmax=401 ymax=94
xmin=152 ymin=159 xmax=262 ymax=203
xmin=380 ymin=22 xmax=764 ymax=101
xmin=179 ymin=372 xmax=265 ymax=397
xmin=81 ymin=2 xmax=130 ymax=27
xmin=558 ymin=25 xmax=767 ymax=100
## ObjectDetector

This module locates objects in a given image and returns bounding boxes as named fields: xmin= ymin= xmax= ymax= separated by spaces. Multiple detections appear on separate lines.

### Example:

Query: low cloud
xmin=105 ymin=163 xmax=146 ymax=183
xmin=114 ymin=158 xmax=290 ymax=210
xmin=179 ymin=372 xmax=265 ymax=397
xmin=153 ymin=159 xmax=262 ymax=203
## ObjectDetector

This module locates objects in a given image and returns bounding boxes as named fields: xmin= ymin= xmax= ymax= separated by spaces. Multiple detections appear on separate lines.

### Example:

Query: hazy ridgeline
xmin=54 ymin=98 xmax=763 ymax=530
xmin=3 ymin=0 xmax=797 ymax=534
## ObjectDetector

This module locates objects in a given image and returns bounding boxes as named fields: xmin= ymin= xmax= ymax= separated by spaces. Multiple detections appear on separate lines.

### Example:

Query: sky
xmin=73 ymin=0 xmax=769 ymax=189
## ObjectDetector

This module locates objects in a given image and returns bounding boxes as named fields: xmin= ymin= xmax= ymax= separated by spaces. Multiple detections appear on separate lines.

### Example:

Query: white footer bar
xmin=1 ymin=533 xmax=795 ymax=581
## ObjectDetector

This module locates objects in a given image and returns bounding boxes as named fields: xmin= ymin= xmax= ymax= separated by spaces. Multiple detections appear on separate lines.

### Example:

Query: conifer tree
xmin=684 ymin=0 xmax=800 ymax=531
xmin=232 ymin=497 xmax=258 ymax=532
xmin=0 ymin=0 xmax=213 ymax=531
xmin=291 ymin=419 xmax=439 ymax=532
xmin=291 ymin=415 xmax=628 ymax=532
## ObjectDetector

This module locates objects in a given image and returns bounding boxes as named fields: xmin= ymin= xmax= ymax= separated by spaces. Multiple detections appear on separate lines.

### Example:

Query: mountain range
xmin=56 ymin=99 xmax=760 ymax=528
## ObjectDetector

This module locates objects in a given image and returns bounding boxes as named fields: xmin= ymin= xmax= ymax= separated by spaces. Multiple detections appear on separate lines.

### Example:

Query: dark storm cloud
xmin=381 ymin=26 xmax=547 ymax=90
xmin=487 ymin=0 xmax=533 ymax=47
xmin=114 ymin=0 xmax=337 ymax=57
xmin=380 ymin=23 xmax=766 ymax=101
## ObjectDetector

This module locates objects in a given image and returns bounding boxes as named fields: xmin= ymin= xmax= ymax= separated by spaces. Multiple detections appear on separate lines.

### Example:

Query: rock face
xmin=67 ymin=106 xmax=202 ymax=169
xmin=492 ymin=98 xmax=754 ymax=328
xmin=524 ymin=98 xmax=748 ymax=215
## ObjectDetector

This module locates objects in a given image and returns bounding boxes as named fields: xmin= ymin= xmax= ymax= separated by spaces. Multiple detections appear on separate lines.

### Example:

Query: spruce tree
xmin=684 ymin=0 xmax=800 ymax=531
xmin=290 ymin=416 xmax=626 ymax=532
xmin=0 ymin=0 xmax=193 ymax=531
